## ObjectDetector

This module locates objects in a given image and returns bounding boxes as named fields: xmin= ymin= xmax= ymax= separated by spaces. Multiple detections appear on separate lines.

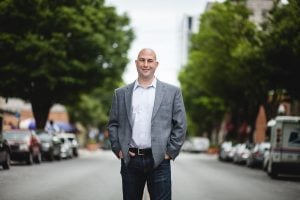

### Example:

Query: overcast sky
xmin=105 ymin=0 xmax=224 ymax=86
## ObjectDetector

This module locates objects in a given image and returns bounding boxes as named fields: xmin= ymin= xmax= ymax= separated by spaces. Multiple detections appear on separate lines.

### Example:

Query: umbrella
xmin=55 ymin=121 xmax=75 ymax=133
xmin=20 ymin=119 xmax=75 ymax=132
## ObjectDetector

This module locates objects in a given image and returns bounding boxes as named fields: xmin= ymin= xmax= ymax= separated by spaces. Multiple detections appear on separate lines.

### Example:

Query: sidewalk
xmin=78 ymin=148 xmax=103 ymax=157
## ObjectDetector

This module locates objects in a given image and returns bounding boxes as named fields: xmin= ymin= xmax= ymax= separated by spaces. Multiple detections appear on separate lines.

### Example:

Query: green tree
xmin=67 ymin=77 xmax=122 ymax=129
xmin=262 ymin=0 xmax=300 ymax=107
xmin=0 ymin=0 xmax=134 ymax=129
xmin=179 ymin=1 xmax=267 ymax=141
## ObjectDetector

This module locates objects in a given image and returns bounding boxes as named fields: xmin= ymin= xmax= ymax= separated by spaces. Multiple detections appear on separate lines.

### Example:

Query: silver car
xmin=57 ymin=133 xmax=73 ymax=159
xmin=246 ymin=142 xmax=270 ymax=168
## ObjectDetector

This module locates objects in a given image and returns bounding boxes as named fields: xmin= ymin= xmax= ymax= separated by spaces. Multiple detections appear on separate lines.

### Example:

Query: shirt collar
xmin=134 ymin=77 xmax=157 ymax=90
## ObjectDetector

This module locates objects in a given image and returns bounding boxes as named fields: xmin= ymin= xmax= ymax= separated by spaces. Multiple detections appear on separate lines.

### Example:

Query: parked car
xmin=1 ymin=110 xmax=11 ymax=170
xmin=218 ymin=141 xmax=233 ymax=161
xmin=246 ymin=142 xmax=270 ymax=167
xmin=266 ymin=116 xmax=300 ymax=178
xmin=232 ymin=143 xmax=251 ymax=164
xmin=246 ymin=142 xmax=270 ymax=168
xmin=182 ymin=137 xmax=210 ymax=153
xmin=227 ymin=143 xmax=239 ymax=161
xmin=57 ymin=133 xmax=73 ymax=159
xmin=0 ymin=133 xmax=11 ymax=170
xmin=36 ymin=131 xmax=61 ymax=161
xmin=3 ymin=130 xmax=42 ymax=165
xmin=64 ymin=133 xmax=79 ymax=157
xmin=181 ymin=139 xmax=193 ymax=152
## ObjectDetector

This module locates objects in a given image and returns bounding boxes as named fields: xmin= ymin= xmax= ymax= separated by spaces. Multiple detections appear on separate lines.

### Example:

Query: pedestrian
xmin=108 ymin=48 xmax=187 ymax=200
xmin=45 ymin=120 xmax=60 ymax=134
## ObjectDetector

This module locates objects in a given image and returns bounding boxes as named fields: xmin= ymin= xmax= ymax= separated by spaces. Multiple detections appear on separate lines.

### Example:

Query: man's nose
xmin=142 ymin=60 xmax=149 ymax=67
xmin=144 ymin=60 xmax=149 ymax=66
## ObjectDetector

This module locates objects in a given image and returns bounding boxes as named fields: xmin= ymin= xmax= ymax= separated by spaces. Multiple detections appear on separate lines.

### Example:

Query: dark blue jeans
xmin=121 ymin=155 xmax=171 ymax=200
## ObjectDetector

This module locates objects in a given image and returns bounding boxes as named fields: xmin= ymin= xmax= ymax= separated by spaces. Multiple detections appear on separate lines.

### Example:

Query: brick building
xmin=0 ymin=97 xmax=69 ymax=130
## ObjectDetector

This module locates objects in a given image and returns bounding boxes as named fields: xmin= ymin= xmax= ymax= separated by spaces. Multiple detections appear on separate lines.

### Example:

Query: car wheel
xmin=27 ymin=153 xmax=33 ymax=165
xmin=267 ymin=161 xmax=278 ymax=179
xmin=73 ymin=149 xmax=78 ymax=157
xmin=2 ymin=151 xmax=11 ymax=170
xmin=55 ymin=154 xmax=61 ymax=161
xmin=48 ymin=150 xmax=54 ymax=161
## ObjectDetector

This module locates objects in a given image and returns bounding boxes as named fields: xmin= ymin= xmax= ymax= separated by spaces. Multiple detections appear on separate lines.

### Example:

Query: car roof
xmin=275 ymin=116 xmax=300 ymax=122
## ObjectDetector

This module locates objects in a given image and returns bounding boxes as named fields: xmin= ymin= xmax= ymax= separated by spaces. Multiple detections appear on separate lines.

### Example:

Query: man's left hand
xmin=164 ymin=154 xmax=171 ymax=160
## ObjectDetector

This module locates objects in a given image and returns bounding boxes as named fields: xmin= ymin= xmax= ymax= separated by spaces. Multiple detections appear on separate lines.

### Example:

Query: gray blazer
xmin=108 ymin=79 xmax=187 ymax=168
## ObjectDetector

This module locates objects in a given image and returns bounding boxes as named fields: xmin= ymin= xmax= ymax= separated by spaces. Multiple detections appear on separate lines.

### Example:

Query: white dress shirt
xmin=131 ymin=78 xmax=156 ymax=149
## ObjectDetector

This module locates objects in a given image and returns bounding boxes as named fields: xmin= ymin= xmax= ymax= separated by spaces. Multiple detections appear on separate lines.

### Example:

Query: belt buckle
xmin=137 ymin=149 xmax=144 ymax=156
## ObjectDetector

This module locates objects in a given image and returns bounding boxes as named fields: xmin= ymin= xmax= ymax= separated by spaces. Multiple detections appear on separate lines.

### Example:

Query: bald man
xmin=108 ymin=48 xmax=187 ymax=200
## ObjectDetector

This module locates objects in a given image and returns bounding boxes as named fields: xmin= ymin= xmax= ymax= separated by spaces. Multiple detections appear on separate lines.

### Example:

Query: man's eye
xmin=138 ymin=58 xmax=154 ymax=63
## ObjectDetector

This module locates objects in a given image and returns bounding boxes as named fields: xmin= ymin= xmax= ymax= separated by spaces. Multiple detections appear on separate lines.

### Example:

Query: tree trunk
xmin=31 ymin=98 xmax=52 ymax=130
xmin=247 ymin=105 xmax=260 ymax=143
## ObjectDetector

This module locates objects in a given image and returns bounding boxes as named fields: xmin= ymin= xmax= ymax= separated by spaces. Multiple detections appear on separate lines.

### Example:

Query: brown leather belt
xmin=129 ymin=148 xmax=152 ymax=156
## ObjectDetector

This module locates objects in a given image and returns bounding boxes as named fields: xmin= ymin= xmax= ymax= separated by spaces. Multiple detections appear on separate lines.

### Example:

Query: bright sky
xmin=105 ymin=0 xmax=224 ymax=86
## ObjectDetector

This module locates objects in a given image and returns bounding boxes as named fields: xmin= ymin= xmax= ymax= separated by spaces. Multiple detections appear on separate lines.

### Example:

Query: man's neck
xmin=138 ymin=76 xmax=155 ymax=87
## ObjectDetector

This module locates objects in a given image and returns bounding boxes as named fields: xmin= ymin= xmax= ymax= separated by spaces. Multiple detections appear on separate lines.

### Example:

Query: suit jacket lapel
xmin=125 ymin=82 xmax=135 ymax=127
xmin=152 ymin=80 xmax=165 ymax=121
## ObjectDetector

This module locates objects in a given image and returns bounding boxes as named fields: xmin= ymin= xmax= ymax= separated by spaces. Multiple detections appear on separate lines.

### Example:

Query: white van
xmin=182 ymin=137 xmax=210 ymax=153
xmin=266 ymin=116 xmax=300 ymax=178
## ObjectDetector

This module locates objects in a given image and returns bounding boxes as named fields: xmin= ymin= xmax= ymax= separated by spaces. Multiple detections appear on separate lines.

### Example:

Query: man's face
xmin=135 ymin=49 xmax=158 ymax=81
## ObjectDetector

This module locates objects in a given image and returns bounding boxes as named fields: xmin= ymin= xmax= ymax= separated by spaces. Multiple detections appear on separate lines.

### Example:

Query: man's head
xmin=135 ymin=48 xmax=159 ymax=82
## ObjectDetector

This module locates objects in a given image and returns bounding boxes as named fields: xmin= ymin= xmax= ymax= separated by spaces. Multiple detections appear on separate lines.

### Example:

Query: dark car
xmin=0 ymin=133 xmax=11 ymax=170
xmin=3 ymin=130 xmax=42 ymax=165
xmin=36 ymin=131 xmax=61 ymax=161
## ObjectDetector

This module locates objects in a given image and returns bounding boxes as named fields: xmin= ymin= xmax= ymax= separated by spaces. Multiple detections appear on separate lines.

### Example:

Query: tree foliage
xmin=262 ymin=0 xmax=300 ymax=100
xmin=67 ymin=77 xmax=122 ymax=129
xmin=179 ymin=1 xmax=267 ymax=139
xmin=0 ymin=0 xmax=134 ymax=129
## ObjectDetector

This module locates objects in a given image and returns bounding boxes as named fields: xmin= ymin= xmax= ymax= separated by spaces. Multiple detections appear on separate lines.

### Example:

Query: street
xmin=1 ymin=150 xmax=299 ymax=200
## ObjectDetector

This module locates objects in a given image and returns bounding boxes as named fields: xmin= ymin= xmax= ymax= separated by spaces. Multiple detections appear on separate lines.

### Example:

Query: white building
xmin=246 ymin=0 xmax=274 ymax=27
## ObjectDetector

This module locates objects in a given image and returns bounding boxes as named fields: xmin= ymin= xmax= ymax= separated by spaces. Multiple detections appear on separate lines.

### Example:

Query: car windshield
xmin=38 ymin=133 xmax=52 ymax=140
xmin=283 ymin=123 xmax=300 ymax=147
xmin=3 ymin=131 xmax=31 ymax=141
xmin=289 ymin=131 xmax=300 ymax=144
xmin=60 ymin=138 xmax=66 ymax=143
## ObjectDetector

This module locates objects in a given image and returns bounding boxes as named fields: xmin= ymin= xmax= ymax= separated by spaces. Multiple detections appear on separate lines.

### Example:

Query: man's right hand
xmin=118 ymin=151 xmax=124 ymax=159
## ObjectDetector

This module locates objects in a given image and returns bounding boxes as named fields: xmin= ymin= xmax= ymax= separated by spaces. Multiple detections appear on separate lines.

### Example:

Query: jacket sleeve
xmin=167 ymin=88 xmax=187 ymax=159
xmin=107 ymin=90 xmax=121 ymax=158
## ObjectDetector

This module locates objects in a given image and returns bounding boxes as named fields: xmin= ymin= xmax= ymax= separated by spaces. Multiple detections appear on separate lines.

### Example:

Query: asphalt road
xmin=0 ymin=150 xmax=299 ymax=200
xmin=172 ymin=153 xmax=300 ymax=200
